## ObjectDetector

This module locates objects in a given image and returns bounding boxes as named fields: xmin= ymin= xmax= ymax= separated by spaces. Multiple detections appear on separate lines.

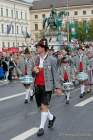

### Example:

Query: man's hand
xmin=33 ymin=66 xmax=40 ymax=74
xmin=54 ymin=88 xmax=62 ymax=96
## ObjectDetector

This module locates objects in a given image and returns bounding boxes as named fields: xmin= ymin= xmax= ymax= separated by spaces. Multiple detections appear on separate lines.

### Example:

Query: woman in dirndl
xmin=17 ymin=47 xmax=34 ymax=103
xmin=74 ymin=46 xmax=90 ymax=98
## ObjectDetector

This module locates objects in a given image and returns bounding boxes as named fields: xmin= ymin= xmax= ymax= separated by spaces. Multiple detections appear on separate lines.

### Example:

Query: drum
xmin=77 ymin=72 xmax=88 ymax=81
xmin=63 ymin=82 xmax=74 ymax=91
xmin=19 ymin=75 xmax=33 ymax=85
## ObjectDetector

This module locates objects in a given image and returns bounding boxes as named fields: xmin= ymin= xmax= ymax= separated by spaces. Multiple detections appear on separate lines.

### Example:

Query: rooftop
xmin=31 ymin=0 xmax=93 ymax=10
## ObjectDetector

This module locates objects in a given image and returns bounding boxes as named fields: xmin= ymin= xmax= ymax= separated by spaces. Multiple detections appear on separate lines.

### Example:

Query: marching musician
xmin=73 ymin=46 xmax=90 ymax=98
xmin=32 ymin=37 xmax=61 ymax=136
xmin=58 ymin=49 xmax=72 ymax=104
xmin=17 ymin=47 xmax=34 ymax=103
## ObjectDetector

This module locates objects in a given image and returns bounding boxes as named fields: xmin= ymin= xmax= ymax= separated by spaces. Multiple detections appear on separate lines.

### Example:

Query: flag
xmin=21 ymin=26 xmax=24 ymax=35
xmin=70 ymin=20 xmax=77 ymax=40
xmin=21 ymin=26 xmax=31 ymax=38
xmin=7 ymin=23 xmax=12 ymax=34
xmin=83 ymin=20 xmax=89 ymax=34
xmin=26 ymin=32 xmax=31 ymax=38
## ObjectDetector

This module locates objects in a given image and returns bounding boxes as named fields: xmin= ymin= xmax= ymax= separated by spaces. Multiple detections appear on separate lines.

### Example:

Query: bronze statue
xmin=43 ymin=5 xmax=67 ymax=32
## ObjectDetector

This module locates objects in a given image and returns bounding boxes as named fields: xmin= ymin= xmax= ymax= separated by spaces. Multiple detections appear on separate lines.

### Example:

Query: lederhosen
xmin=34 ymin=56 xmax=52 ymax=107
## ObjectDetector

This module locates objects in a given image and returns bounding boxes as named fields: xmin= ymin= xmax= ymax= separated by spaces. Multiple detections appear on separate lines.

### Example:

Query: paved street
xmin=0 ymin=82 xmax=93 ymax=140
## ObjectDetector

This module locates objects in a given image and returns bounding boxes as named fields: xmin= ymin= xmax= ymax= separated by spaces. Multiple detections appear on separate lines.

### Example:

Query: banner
xmin=70 ymin=20 xmax=77 ymax=40
xmin=7 ymin=23 xmax=12 ymax=34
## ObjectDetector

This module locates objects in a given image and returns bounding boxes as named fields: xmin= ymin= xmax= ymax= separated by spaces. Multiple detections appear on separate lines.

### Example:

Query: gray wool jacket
xmin=33 ymin=54 xmax=61 ymax=91
xmin=16 ymin=56 xmax=34 ymax=76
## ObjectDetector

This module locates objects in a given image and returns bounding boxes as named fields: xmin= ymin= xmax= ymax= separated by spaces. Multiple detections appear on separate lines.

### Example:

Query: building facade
xmin=30 ymin=0 xmax=93 ymax=40
xmin=1 ymin=0 xmax=93 ymax=47
xmin=0 ymin=0 xmax=31 ymax=48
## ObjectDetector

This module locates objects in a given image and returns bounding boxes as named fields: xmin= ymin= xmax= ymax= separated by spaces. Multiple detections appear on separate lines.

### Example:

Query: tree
xmin=88 ymin=20 xmax=93 ymax=41
xmin=76 ymin=22 xmax=86 ymax=42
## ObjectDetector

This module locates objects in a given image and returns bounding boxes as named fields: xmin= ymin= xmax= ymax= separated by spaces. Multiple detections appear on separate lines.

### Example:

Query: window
xmin=7 ymin=24 xmax=12 ymax=34
xmin=8 ymin=42 xmax=10 ymax=48
xmin=17 ymin=42 xmax=19 ymax=46
xmin=83 ymin=10 xmax=86 ymax=15
xmin=35 ymin=15 xmax=38 ymax=19
xmin=1 ymin=24 xmax=4 ymax=33
xmin=12 ymin=25 xmax=14 ymax=34
xmin=25 ymin=27 xmax=27 ymax=33
xmin=11 ymin=10 xmax=13 ymax=18
xmin=22 ymin=43 xmax=24 ymax=46
xmin=25 ymin=13 xmax=27 ymax=20
xmin=2 ymin=42 xmax=5 ymax=48
xmin=6 ymin=9 xmax=8 ymax=17
xmin=16 ymin=11 xmax=18 ymax=19
xmin=13 ymin=42 xmax=15 ymax=47
xmin=67 ymin=12 xmax=69 ymax=16
xmin=7 ymin=24 xmax=9 ymax=34
xmin=74 ymin=11 xmax=78 ymax=15
xmin=42 ymin=14 xmax=45 ymax=18
xmin=21 ymin=11 xmax=23 ymax=19
xmin=17 ymin=25 xmax=19 ymax=34
xmin=35 ymin=24 xmax=38 ymax=31
xmin=91 ymin=10 xmax=93 ymax=14
xmin=21 ymin=26 xmax=23 ymax=34
xmin=1 ymin=8 xmax=3 ymax=16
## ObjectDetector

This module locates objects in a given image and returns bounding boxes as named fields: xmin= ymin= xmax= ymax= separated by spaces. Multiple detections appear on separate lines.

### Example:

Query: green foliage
xmin=76 ymin=20 xmax=93 ymax=42
xmin=88 ymin=20 xmax=93 ymax=41
xmin=76 ymin=22 xmax=87 ymax=42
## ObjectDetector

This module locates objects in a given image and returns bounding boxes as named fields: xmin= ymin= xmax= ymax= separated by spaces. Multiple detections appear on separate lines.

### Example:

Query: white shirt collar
xmin=39 ymin=53 xmax=48 ymax=67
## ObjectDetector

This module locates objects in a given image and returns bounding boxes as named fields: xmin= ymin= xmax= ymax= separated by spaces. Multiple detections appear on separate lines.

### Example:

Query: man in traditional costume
xmin=58 ymin=49 xmax=73 ymax=104
xmin=32 ymin=37 xmax=61 ymax=136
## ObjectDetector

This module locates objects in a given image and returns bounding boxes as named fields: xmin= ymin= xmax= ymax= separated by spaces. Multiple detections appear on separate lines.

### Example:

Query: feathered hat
xmin=35 ymin=37 xmax=48 ymax=50
xmin=24 ymin=47 xmax=30 ymax=54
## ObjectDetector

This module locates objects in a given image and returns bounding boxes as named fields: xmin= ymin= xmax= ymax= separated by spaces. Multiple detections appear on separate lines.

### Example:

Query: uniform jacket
xmin=16 ymin=56 xmax=34 ymax=76
xmin=73 ymin=53 xmax=90 ymax=73
xmin=33 ymin=54 xmax=61 ymax=91
xmin=58 ymin=62 xmax=71 ymax=82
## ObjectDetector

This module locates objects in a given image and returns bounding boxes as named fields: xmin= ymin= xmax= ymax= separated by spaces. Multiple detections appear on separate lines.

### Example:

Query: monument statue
xmin=42 ymin=5 xmax=67 ymax=51
xmin=43 ymin=5 xmax=67 ymax=32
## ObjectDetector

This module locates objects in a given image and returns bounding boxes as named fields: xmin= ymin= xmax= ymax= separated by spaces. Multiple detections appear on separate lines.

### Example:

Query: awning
xmin=8 ymin=47 xmax=19 ymax=53
xmin=0 ymin=47 xmax=2 ymax=52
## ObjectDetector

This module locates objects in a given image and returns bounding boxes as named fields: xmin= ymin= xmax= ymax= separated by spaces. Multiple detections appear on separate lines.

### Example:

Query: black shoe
xmin=83 ymin=92 xmax=86 ymax=95
xmin=87 ymin=89 xmax=91 ymax=93
xmin=24 ymin=99 xmax=28 ymax=104
xmin=30 ymin=96 xmax=33 ymax=101
xmin=66 ymin=100 xmax=69 ymax=104
xmin=48 ymin=116 xmax=56 ymax=128
xmin=37 ymin=128 xmax=44 ymax=136
xmin=80 ymin=94 xmax=83 ymax=98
